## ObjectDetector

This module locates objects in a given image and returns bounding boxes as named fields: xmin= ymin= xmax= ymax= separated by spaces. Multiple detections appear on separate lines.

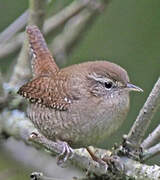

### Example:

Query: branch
xmin=0 ymin=110 xmax=108 ymax=176
xmin=0 ymin=0 xmax=92 ymax=60
xmin=0 ymin=10 xmax=28 ymax=43
xmin=141 ymin=123 xmax=160 ymax=149
xmin=126 ymin=77 xmax=160 ymax=149
xmin=0 ymin=110 xmax=37 ymax=142
xmin=142 ymin=143 xmax=160 ymax=161
xmin=0 ymin=72 xmax=5 ymax=134
xmin=9 ymin=0 xmax=47 ymax=87
xmin=29 ymin=0 xmax=46 ymax=29
xmin=51 ymin=1 xmax=105 ymax=66
xmin=0 ymin=0 xmax=104 ymax=61
xmin=1 ymin=109 xmax=160 ymax=179
xmin=43 ymin=0 xmax=92 ymax=35
xmin=0 ymin=73 xmax=9 ymax=113
xmin=9 ymin=34 xmax=30 ymax=87
xmin=0 ymin=71 xmax=4 ymax=98
xmin=0 ymin=33 xmax=23 ymax=59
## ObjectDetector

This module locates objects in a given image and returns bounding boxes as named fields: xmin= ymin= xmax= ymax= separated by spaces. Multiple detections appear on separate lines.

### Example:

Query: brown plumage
xmin=26 ymin=25 xmax=59 ymax=76
xmin=18 ymin=25 xmax=142 ymax=149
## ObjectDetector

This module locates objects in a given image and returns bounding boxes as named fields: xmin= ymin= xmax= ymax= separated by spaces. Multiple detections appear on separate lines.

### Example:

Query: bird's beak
xmin=126 ymin=83 xmax=143 ymax=92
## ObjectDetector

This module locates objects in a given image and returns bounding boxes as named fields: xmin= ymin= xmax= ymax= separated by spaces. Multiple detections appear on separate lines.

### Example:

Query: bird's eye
xmin=104 ymin=81 xmax=113 ymax=89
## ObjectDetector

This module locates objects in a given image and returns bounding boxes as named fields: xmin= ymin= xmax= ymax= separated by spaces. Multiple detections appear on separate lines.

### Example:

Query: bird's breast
xmin=27 ymin=93 xmax=129 ymax=148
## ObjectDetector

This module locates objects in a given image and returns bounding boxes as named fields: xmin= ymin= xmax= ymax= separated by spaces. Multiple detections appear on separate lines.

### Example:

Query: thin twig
xmin=9 ymin=36 xmax=31 ymax=87
xmin=142 ymin=143 xmax=160 ymax=161
xmin=51 ymin=1 xmax=106 ymax=66
xmin=51 ymin=9 xmax=96 ymax=66
xmin=127 ymin=77 xmax=160 ymax=148
xmin=0 ymin=0 xmax=102 ymax=60
xmin=0 ymin=10 xmax=28 ymax=43
xmin=9 ymin=0 xmax=47 ymax=87
xmin=0 ymin=73 xmax=9 ymax=113
xmin=0 ymin=33 xmax=23 ymax=59
xmin=28 ymin=0 xmax=46 ymax=29
xmin=0 ymin=72 xmax=4 ymax=97
xmin=43 ymin=0 xmax=91 ymax=35
xmin=0 ymin=0 xmax=91 ymax=60
xmin=0 ymin=72 xmax=5 ymax=134
xmin=141 ymin=123 xmax=160 ymax=149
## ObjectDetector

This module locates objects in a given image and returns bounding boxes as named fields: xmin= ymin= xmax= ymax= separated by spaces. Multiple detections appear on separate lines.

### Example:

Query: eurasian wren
xmin=18 ymin=25 xmax=142 ymax=150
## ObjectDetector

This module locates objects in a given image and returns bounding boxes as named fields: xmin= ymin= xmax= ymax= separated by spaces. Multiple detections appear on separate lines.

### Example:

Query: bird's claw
xmin=102 ymin=155 xmax=125 ymax=172
xmin=56 ymin=141 xmax=73 ymax=166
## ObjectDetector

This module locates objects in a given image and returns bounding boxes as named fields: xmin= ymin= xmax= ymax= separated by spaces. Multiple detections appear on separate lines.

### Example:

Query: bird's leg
xmin=86 ymin=147 xmax=106 ymax=165
xmin=29 ymin=131 xmax=73 ymax=166
xmin=86 ymin=147 xmax=99 ymax=161
xmin=87 ymin=147 xmax=124 ymax=172
xmin=56 ymin=140 xmax=74 ymax=166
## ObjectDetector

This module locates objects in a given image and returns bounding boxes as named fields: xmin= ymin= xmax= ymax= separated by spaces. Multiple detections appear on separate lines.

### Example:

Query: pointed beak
xmin=126 ymin=83 xmax=143 ymax=92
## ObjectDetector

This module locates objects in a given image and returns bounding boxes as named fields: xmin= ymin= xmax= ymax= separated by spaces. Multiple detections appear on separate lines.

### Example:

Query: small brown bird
xmin=18 ymin=25 xmax=142 ymax=162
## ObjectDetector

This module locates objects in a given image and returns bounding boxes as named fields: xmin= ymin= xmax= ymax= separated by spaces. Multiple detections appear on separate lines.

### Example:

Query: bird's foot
xmin=56 ymin=141 xmax=73 ymax=166
xmin=28 ymin=131 xmax=74 ymax=167
xmin=102 ymin=155 xmax=125 ymax=172
xmin=86 ymin=147 xmax=106 ymax=166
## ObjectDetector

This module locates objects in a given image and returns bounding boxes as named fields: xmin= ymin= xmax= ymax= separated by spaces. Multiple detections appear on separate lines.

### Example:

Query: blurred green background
xmin=0 ymin=0 xmax=160 ymax=179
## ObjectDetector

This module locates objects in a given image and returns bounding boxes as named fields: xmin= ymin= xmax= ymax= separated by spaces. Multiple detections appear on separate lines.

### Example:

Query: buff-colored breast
xmin=27 ymin=89 xmax=129 ymax=148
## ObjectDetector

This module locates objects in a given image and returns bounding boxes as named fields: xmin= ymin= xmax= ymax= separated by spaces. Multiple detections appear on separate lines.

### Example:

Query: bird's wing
xmin=17 ymin=76 xmax=71 ymax=111
xmin=26 ymin=25 xmax=59 ymax=77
